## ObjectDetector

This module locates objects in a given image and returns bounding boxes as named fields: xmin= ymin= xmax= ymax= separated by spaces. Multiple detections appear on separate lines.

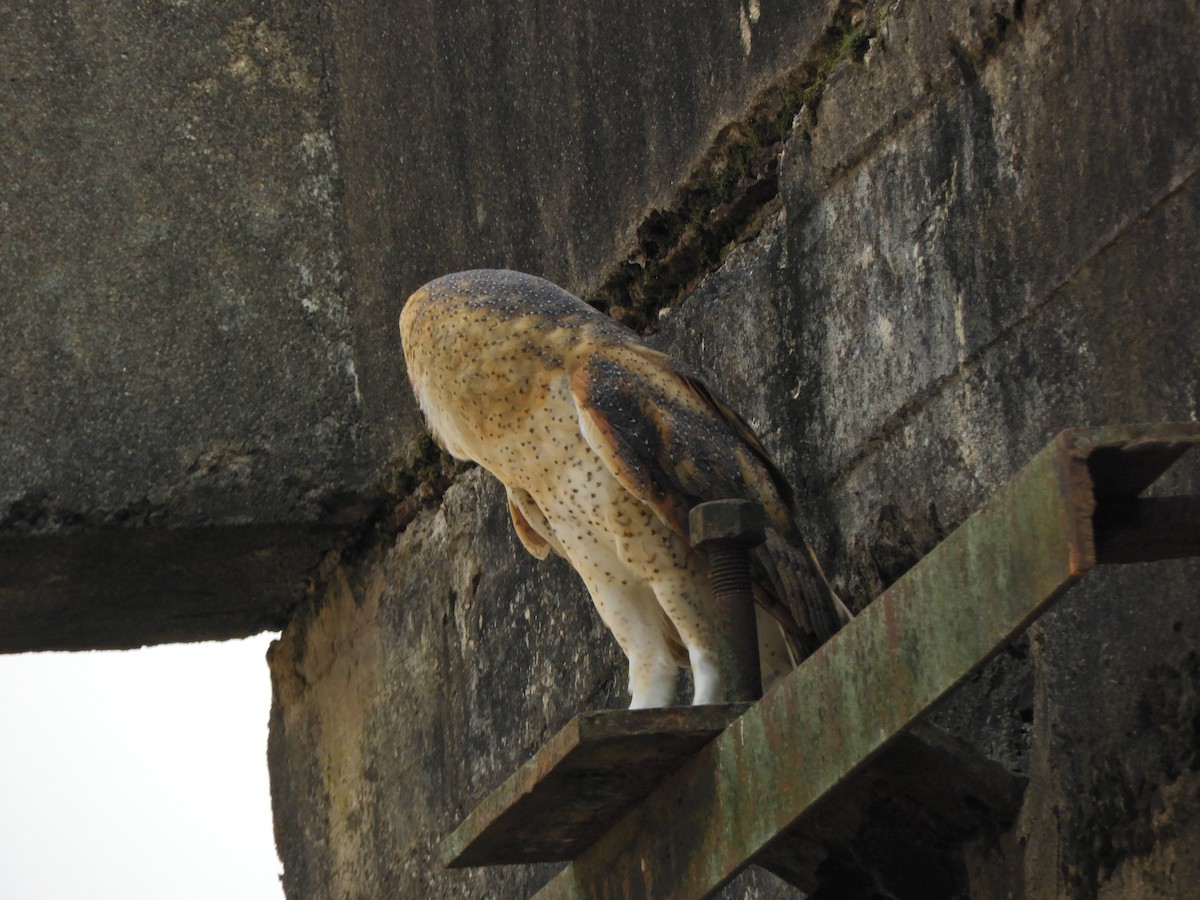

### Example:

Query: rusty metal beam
xmin=443 ymin=705 xmax=749 ymax=867
xmin=533 ymin=424 xmax=1198 ymax=899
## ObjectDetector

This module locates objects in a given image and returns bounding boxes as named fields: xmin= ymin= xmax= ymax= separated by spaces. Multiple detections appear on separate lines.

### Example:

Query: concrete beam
xmin=0 ymin=524 xmax=340 ymax=652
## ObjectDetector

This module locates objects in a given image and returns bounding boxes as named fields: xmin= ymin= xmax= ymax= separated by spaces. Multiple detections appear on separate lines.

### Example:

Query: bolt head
xmin=689 ymin=499 xmax=766 ymax=547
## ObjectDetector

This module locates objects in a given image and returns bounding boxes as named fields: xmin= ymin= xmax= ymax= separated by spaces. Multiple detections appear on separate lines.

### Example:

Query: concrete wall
xmin=1 ymin=0 xmax=367 ymax=531
xmin=4 ymin=0 xmax=1199 ymax=896
xmin=268 ymin=0 xmax=1200 ymax=896
xmin=1 ymin=0 xmax=366 ymax=648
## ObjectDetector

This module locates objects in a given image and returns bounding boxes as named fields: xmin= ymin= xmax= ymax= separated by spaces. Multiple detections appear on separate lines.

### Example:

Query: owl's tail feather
xmin=752 ymin=531 xmax=851 ymax=662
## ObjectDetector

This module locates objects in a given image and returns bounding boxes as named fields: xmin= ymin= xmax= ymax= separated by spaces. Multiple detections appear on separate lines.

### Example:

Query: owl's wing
xmin=570 ymin=341 xmax=848 ymax=651
xmin=569 ymin=342 xmax=794 ymax=539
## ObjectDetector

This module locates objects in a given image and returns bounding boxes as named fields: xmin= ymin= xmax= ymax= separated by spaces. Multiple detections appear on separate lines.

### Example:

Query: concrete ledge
xmin=0 ymin=524 xmax=338 ymax=652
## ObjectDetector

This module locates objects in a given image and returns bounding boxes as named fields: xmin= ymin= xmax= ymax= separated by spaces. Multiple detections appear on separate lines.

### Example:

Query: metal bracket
xmin=442 ymin=424 xmax=1200 ymax=898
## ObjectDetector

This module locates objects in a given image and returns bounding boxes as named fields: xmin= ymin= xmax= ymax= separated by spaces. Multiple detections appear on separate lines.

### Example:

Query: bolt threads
xmin=708 ymin=544 xmax=752 ymax=598
xmin=689 ymin=500 xmax=766 ymax=703
xmin=707 ymin=542 xmax=761 ymax=702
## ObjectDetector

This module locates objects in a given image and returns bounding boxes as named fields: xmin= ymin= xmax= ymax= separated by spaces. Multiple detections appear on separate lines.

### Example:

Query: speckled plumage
xmin=400 ymin=269 xmax=847 ymax=708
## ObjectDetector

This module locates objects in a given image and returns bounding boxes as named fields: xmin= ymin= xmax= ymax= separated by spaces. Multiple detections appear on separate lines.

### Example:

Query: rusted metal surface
xmin=1075 ymin=423 xmax=1199 ymax=500
xmin=690 ymin=500 xmax=765 ymax=702
xmin=533 ymin=425 xmax=1199 ymax=899
xmin=1072 ymin=422 xmax=1200 ymax=564
xmin=688 ymin=500 xmax=766 ymax=545
xmin=442 ymin=704 xmax=749 ymax=867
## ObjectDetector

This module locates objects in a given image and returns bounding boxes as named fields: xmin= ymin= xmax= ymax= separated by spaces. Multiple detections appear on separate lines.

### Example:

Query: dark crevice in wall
xmin=585 ymin=1 xmax=884 ymax=335
xmin=280 ymin=436 xmax=471 ymax=641
xmin=341 ymin=437 xmax=474 ymax=560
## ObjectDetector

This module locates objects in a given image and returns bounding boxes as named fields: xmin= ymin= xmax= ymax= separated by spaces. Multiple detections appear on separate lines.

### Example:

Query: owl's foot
xmin=627 ymin=654 xmax=678 ymax=709
xmin=689 ymin=648 xmax=723 ymax=705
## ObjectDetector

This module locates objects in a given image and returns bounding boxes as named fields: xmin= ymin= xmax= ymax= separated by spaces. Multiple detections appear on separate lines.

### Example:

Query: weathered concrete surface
xmin=0 ymin=524 xmax=338 ymax=652
xmin=1 ymin=1 xmax=365 ymax=527
xmin=0 ymin=0 xmax=368 ymax=648
xmin=266 ymin=0 xmax=1200 ymax=897
xmin=653 ymin=0 xmax=1200 ymax=894
xmin=268 ymin=469 xmax=624 ymax=898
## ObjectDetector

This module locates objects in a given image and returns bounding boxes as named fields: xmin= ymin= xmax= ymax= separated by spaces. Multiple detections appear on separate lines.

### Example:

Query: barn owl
xmin=400 ymin=269 xmax=847 ymax=708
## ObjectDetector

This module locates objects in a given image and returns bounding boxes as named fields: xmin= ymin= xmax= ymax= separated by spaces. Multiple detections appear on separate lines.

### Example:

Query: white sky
xmin=0 ymin=633 xmax=285 ymax=900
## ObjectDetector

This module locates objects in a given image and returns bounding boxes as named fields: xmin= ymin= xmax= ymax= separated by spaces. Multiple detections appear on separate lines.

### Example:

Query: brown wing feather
xmin=570 ymin=339 xmax=849 ymax=652
xmin=570 ymin=343 xmax=794 ymax=533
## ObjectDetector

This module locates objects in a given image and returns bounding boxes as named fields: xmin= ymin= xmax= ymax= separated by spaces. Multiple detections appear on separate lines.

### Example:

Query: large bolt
xmin=689 ymin=499 xmax=765 ymax=703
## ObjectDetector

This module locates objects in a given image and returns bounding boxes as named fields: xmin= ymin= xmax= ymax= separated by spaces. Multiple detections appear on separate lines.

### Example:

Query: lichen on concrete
xmin=586 ymin=0 xmax=890 ymax=334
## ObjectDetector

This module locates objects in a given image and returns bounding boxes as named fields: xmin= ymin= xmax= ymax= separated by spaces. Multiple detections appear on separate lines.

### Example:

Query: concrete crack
xmin=585 ymin=0 xmax=884 ymax=335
